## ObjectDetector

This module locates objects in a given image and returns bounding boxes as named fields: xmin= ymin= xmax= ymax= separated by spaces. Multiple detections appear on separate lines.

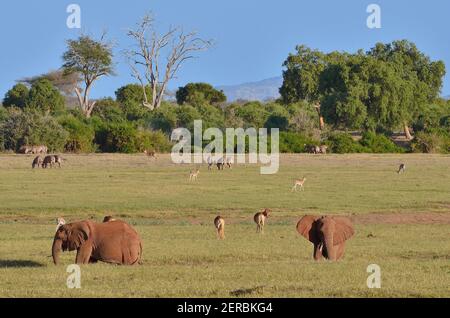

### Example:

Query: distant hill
xmin=216 ymin=76 xmax=283 ymax=102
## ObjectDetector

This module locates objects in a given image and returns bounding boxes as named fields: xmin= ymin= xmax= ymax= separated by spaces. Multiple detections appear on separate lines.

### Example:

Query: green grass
xmin=0 ymin=154 xmax=449 ymax=297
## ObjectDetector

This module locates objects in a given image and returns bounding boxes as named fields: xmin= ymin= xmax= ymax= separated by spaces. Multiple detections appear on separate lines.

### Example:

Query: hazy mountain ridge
xmin=216 ymin=76 xmax=283 ymax=102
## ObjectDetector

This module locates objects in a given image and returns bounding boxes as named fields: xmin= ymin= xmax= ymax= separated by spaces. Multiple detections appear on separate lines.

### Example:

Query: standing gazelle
xmin=254 ymin=209 xmax=270 ymax=234
xmin=292 ymin=177 xmax=307 ymax=192
xmin=189 ymin=169 xmax=200 ymax=181
xmin=214 ymin=216 xmax=225 ymax=240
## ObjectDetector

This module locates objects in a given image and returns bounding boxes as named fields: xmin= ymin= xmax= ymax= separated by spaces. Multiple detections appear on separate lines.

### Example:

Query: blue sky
xmin=0 ymin=0 xmax=449 ymax=100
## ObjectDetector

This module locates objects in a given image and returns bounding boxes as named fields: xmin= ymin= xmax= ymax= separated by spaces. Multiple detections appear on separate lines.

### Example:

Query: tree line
xmin=0 ymin=16 xmax=448 ymax=154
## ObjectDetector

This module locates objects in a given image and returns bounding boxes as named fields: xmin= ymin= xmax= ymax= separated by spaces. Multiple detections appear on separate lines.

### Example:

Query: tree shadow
xmin=0 ymin=260 xmax=45 ymax=268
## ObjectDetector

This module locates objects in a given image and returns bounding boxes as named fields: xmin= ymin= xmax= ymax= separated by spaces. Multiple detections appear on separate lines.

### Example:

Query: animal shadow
xmin=230 ymin=286 xmax=265 ymax=297
xmin=0 ymin=260 xmax=45 ymax=268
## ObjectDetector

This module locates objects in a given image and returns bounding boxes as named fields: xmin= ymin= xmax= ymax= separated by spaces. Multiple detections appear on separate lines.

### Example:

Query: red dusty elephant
xmin=297 ymin=215 xmax=355 ymax=261
xmin=52 ymin=220 xmax=142 ymax=265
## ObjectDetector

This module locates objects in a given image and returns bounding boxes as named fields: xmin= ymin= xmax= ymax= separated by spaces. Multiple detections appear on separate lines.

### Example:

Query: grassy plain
xmin=0 ymin=154 xmax=448 ymax=297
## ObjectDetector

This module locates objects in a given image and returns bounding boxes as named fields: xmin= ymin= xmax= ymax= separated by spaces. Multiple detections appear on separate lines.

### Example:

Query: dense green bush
xmin=95 ymin=122 xmax=138 ymax=153
xmin=360 ymin=131 xmax=404 ymax=153
xmin=26 ymin=79 xmax=66 ymax=115
xmin=115 ymin=84 xmax=152 ymax=120
xmin=148 ymin=104 xmax=178 ymax=134
xmin=327 ymin=132 xmax=368 ymax=154
xmin=176 ymin=83 xmax=226 ymax=106
xmin=91 ymin=98 xmax=126 ymax=123
xmin=279 ymin=132 xmax=318 ymax=153
xmin=3 ymin=84 xmax=29 ymax=109
xmin=0 ymin=108 xmax=68 ymax=152
xmin=59 ymin=115 xmax=96 ymax=153
xmin=135 ymin=130 xmax=173 ymax=153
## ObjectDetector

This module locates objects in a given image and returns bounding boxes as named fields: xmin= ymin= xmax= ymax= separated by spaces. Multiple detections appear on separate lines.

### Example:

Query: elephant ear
xmin=296 ymin=215 xmax=320 ymax=243
xmin=68 ymin=222 xmax=90 ymax=251
xmin=332 ymin=217 xmax=355 ymax=245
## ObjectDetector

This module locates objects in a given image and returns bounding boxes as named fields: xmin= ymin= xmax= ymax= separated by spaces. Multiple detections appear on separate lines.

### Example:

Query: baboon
xmin=398 ymin=163 xmax=406 ymax=174
xmin=144 ymin=149 xmax=157 ymax=159
xmin=254 ymin=209 xmax=270 ymax=234
xmin=189 ymin=169 xmax=200 ymax=181
xmin=32 ymin=156 xmax=43 ymax=169
xmin=292 ymin=177 xmax=307 ymax=192
xmin=319 ymin=145 xmax=328 ymax=154
xmin=56 ymin=217 xmax=66 ymax=232
xmin=42 ymin=155 xmax=56 ymax=169
xmin=103 ymin=216 xmax=117 ymax=223
xmin=214 ymin=216 xmax=225 ymax=240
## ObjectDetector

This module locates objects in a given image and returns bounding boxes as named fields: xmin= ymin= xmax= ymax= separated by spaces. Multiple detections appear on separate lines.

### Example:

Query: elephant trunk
xmin=324 ymin=234 xmax=336 ymax=261
xmin=52 ymin=238 xmax=62 ymax=265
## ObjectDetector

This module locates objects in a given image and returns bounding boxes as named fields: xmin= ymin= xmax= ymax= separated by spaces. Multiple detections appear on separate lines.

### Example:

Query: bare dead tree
xmin=125 ymin=15 xmax=212 ymax=110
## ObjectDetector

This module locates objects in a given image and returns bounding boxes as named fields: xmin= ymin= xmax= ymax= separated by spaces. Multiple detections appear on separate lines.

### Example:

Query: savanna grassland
xmin=0 ymin=154 xmax=449 ymax=298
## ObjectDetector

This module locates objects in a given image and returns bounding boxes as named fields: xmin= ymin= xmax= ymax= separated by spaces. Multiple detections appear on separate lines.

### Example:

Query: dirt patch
xmin=352 ymin=212 xmax=450 ymax=225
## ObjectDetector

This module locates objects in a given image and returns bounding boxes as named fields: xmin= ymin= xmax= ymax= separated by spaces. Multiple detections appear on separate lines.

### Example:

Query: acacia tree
xmin=280 ymin=45 xmax=328 ymax=129
xmin=62 ymin=35 xmax=114 ymax=117
xmin=20 ymin=70 xmax=82 ymax=96
xmin=125 ymin=15 xmax=212 ymax=110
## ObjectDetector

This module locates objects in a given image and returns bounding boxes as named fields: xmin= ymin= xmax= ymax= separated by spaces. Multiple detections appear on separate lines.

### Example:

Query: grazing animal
xmin=144 ymin=149 xmax=157 ymax=159
xmin=56 ymin=217 xmax=66 ymax=232
xmin=52 ymin=220 xmax=142 ymax=265
xmin=42 ymin=155 xmax=56 ymax=168
xmin=216 ymin=157 xmax=225 ymax=170
xmin=53 ymin=155 xmax=66 ymax=168
xmin=19 ymin=145 xmax=33 ymax=154
xmin=306 ymin=145 xmax=320 ymax=154
xmin=398 ymin=163 xmax=406 ymax=174
xmin=32 ymin=156 xmax=43 ymax=169
xmin=292 ymin=177 xmax=307 ymax=192
xmin=254 ymin=209 xmax=271 ymax=234
xmin=103 ymin=216 xmax=117 ymax=223
xmin=214 ymin=216 xmax=225 ymax=240
xmin=320 ymin=145 xmax=328 ymax=154
xmin=207 ymin=156 xmax=214 ymax=170
xmin=225 ymin=157 xmax=233 ymax=169
xmin=189 ymin=169 xmax=200 ymax=181
xmin=297 ymin=215 xmax=355 ymax=261
xmin=32 ymin=145 xmax=48 ymax=154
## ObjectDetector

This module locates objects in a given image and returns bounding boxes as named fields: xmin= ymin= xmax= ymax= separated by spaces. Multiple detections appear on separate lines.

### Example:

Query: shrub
xmin=265 ymin=114 xmax=290 ymax=131
xmin=0 ymin=108 xmax=68 ymax=152
xmin=327 ymin=132 xmax=368 ymax=154
xmin=3 ymin=83 xmax=29 ymax=109
xmin=360 ymin=131 xmax=404 ymax=153
xmin=411 ymin=130 xmax=449 ymax=154
xmin=279 ymin=132 xmax=319 ymax=153
xmin=115 ymin=84 xmax=151 ymax=120
xmin=95 ymin=122 xmax=138 ymax=153
xmin=26 ymin=79 xmax=66 ymax=115
xmin=135 ymin=130 xmax=173 ymax=153
xmin=59 ymin=115 xmax=95 ymax=153
xmin=148 ymin=104 xmax=178 ymax=134
xmin=91 ymin=98 xmax=126 ymax=123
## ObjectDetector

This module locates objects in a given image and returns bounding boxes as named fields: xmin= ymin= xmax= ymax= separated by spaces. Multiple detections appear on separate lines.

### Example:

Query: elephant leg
xmin=313 ymin=243 xmax=324 ymax=261
xmin=76 ymin=244 xmax=93 ymax=264
xmin=335 ymin=243 xmax=346 ymax=261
